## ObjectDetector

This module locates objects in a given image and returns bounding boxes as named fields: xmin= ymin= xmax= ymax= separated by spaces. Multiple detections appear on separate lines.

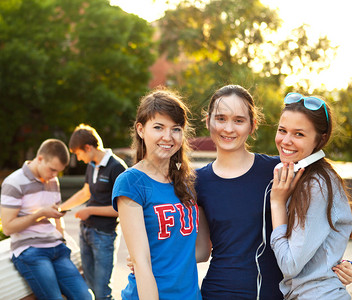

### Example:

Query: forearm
xmin=55 ymin=218 xmax=64 ymax=237
xmin=85 ymin=205 xmax=119 ymax=217
xmin=270 ymin=201 xmax=288 ymax=229
xmin=76 ymin=206 xmax=118 ymax=221
xmin=134 ymin=262 xmax=159 ymax=300
xmin=60 ymin=189 xmax=89 ymax=210
xmin=3 ymin=211 xmax=43 ymax=235
xmin=271 ymin=195 xmax=331 ymax=277
xmin=196 ymin=245 xmax=211 ymax=263
xmin=118 ymin=196 xmax=157 ymax=299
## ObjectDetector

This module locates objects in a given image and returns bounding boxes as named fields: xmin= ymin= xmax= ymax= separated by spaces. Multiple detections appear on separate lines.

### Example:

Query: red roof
xmin=189 ymin=137 xmax=216 ymax=151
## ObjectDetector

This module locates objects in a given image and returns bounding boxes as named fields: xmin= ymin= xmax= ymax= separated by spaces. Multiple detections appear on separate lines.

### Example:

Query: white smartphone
xmin=275 ymin=149 xmax=325 ymax=173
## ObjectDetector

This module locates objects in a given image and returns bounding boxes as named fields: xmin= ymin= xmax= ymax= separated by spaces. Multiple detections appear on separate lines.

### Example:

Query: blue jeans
xmin=12 ymin=243 xmax=92 ymax=300
xmin=80 ymin=223 xmax=117 ymax=300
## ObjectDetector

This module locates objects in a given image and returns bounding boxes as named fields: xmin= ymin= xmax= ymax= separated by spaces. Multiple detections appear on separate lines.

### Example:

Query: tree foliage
xmin=0 ymin=0 xmax=155 ymax=169
xmin=327 ymin=85 xmax=352 ymax=161
xmin=157 ymin=0 xmax=344 ymax=157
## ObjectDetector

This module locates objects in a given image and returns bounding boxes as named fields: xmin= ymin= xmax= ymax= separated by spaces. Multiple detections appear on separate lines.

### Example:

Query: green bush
xmin=0 ymin=219 xmax=8 ymax=241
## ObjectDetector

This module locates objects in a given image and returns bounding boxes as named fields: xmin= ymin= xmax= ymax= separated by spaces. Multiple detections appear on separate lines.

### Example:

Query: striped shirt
xmin=0 ymin=161 xmax=64 ymax=257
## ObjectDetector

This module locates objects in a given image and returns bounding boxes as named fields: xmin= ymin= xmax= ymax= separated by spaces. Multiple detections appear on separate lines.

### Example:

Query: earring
xmin=176 ymin=162 xmax=182 ymax=170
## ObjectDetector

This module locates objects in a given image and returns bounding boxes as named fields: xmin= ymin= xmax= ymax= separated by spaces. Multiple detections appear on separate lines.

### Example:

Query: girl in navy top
xmin=195 ymin=85 xmax=283 ymax=299
xmin=112 ymin=89 xmax=201 ymax=300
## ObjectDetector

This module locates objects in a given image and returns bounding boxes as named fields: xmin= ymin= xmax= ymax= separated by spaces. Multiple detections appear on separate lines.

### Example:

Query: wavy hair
xmin=132 ymin=88 xmax=196 ymax=206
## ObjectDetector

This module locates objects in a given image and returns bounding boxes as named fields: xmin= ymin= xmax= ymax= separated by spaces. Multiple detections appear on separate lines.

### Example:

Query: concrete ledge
xmin=0 ymin=234 xmax=82 ymax=300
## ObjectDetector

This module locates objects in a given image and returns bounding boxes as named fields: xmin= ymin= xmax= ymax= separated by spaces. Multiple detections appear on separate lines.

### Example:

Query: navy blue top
xmin=83 ymin=154 xmax=127 ymax=232
xmin=196 ymin=153 xmax=283 ymax=300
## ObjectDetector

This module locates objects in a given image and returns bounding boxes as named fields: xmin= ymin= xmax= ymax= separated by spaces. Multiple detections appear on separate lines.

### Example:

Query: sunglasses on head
xmin=284 ymin=92 xmax=329 ymax=124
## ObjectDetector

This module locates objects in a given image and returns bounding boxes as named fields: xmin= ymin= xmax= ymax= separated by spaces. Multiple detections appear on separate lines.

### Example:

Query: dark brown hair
xmin=37 ymin=139 xmax=70 ymax=166
xmin=132 ymin=88 xmax=196 ymax=206
xmin=282 ymin=97 xmax=351 ymax=237
xmin=69 ymin=124 xmax=103 ymax=151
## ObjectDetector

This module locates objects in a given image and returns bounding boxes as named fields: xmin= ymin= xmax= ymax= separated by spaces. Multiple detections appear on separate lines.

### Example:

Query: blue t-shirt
xmin=196 ymin=153 xmax=283 ymax=300
xmin=112 ymin=168 xmax=201 ymax=300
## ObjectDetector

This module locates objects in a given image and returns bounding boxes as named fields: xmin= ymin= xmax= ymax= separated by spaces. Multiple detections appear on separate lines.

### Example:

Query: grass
xmin=0 ymin=219 xmax=8 ymax=241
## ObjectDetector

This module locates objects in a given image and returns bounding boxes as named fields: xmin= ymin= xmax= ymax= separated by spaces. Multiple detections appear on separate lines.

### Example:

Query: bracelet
xmin=342 ymin=260 xmax=352 ymax=264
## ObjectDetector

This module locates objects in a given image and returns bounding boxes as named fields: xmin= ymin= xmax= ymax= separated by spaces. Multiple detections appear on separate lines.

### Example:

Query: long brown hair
xmin=132 ymin=88 xmax=196 ymax=206
xmin=283 ymin=97 xmax=351 ymax=238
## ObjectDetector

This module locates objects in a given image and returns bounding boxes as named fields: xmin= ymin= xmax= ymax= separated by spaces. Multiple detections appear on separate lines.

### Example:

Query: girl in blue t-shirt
xmin=112 ymin=89 xmax=201 ymax=300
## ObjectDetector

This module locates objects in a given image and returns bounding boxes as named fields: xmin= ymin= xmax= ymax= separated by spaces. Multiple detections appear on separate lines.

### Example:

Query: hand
xmin=75 ymin=207 xmax=91 ymax=220
xmin=270 ymin=162 xmax=304 ymax=205
xmin=332 ymin=260 xmax=352 ymax=285
xmin=126 ymin=255 xmax=135 ymax=274
xmin=39 ymin=204 xmax=64 ymax=219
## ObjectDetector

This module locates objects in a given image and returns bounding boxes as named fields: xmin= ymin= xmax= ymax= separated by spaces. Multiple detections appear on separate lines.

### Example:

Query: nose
xmin=162 ymin=129 xmax=172 ymax=141
xmin=224 ymin=121 xmax=235 ymax=133
xmin=281 ymin=133 xmax=293 ymax=145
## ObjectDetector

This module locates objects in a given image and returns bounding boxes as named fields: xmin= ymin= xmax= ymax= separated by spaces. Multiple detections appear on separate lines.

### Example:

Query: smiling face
xmin=137 ymin=113 xmax=183 ymax=163
xmin=207 ymin=94 xmax=253 ymax=153
xmin=275 ymin=110 xmax=319 ymax=163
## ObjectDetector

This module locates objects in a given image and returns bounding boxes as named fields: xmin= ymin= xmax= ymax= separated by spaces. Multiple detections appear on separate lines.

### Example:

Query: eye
xmin=295 ymin=132 xmax=304 ymax=137
xmin=278 ymin=128 xmax=286 ymax=134
xmin=235 ymin=119 xmax=244 ymax=123
xmin=154 ymin=125 xmax=162 ymax=130
xmin=215 ymin=116 xmax=226 ymax=122
xmin=172 ymin=127 xmax=182 ymax=133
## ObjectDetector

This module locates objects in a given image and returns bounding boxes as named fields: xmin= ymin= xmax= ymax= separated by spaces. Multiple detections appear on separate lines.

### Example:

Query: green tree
xmin=326 ymin=85 xmax=352 ymax=161
xmin=0 ymin=0 xmax=155 ymax=169
xmin=157 ymin=0 xmax=336 ymax=156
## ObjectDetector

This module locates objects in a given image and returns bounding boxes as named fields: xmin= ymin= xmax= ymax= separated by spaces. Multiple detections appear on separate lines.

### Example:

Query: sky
xmin=111 ymin=0 xmax=352 ymax=91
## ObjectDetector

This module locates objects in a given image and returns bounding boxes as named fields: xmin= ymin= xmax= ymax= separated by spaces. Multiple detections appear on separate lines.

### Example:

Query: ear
xmin=318 ymin=133 xmax=328 ymax=148
xmin=83 ymin=144 xmax=91 ymax=152
xmin=250 ymin=119 xmax=257 ymax=135
xmin=37 ymin=154 xmax=44 ymax=163
xmin=205 ymin=115 xmax=210 ymax=130
xmin=321 ymin=133 xmax=327 ymax=143
xmin=136 ymin=122 xmax=144 ymax=139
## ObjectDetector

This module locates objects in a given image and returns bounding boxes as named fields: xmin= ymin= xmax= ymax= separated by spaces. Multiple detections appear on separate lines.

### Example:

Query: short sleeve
xmin=110 ymin=161 xmax=127 ymax=183
xmin=0 ymin=181 xmax=23 ymax=208
xmin=111 ymin=169 xmax=148 ymax=211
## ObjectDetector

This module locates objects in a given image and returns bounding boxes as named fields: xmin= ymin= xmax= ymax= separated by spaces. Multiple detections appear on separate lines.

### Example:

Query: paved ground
xmin=64 ymin=206 xmax=352 ymax=299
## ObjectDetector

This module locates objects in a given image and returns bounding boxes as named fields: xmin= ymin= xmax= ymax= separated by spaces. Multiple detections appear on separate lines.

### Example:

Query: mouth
xmin=220 ymin=135 xmax=236 ymax=141
xmin=281 ymin=147 xmax=296 ymax=155
xmin=158 ymin=144 xmax=173 ymax=150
